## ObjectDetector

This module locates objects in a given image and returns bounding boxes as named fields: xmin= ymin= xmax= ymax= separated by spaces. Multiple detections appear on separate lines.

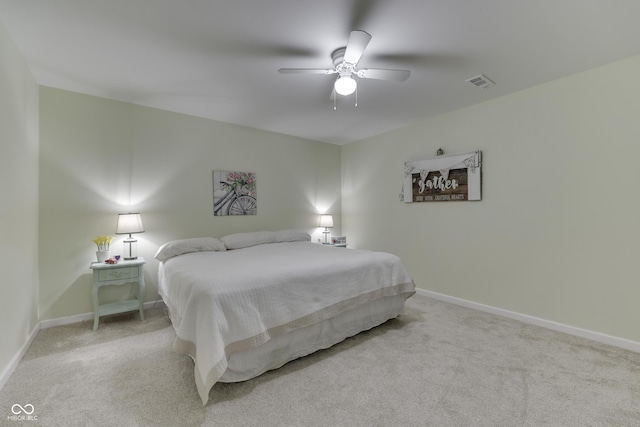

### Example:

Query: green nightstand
xmin=90 ymin=257 xmax=146 ymax=330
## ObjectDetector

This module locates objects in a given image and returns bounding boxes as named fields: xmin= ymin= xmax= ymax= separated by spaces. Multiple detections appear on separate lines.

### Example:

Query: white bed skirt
xmin=217 ymin=293 xmax=407 ymax=382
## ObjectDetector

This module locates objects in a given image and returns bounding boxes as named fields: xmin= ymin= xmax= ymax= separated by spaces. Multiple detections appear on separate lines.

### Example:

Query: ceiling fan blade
xmin=343 ymin=30 xmax=372 ymax=65
xmin=278 ymin=68 xmax=336 ymax=75
xmin=357 ymin=68 xmax=410 ymax=82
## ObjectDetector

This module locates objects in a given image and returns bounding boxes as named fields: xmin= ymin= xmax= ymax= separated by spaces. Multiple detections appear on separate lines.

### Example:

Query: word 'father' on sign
xmin=418 ymin=174 xmax=459 ymax=192
xmin=411 ymin=168 xmax=468 ymax=202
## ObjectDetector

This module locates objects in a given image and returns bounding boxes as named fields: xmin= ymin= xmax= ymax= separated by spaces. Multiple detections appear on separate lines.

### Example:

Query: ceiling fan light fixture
xmin=334 ymin=75 xmax=357 ymax=96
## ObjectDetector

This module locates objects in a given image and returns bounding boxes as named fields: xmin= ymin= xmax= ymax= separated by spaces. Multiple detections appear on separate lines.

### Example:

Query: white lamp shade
xmin=334 ymin=76 xmax=357 ymax=96
xmin=116 ymin=213 xmax=145 ymax=235
xmin=319 ymin=214 xmax=334 ymax=228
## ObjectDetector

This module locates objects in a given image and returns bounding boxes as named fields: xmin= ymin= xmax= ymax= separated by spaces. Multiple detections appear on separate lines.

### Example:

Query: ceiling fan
xmin=278 ymin=30 xmax=410 ymax=101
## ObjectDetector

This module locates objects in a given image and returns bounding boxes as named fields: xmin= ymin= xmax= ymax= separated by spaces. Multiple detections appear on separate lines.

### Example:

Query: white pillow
xmin=220 ymin=231 xmax=277 ymax=250
xmin=154 ymin=237 xmax=226 ymax=262
xmin=275 ymin=229 xmax=311 ymax=243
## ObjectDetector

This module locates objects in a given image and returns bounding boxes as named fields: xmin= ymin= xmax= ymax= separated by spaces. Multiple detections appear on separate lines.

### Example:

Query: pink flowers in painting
xmin=225 ymin=171 xmax=256 ymax=196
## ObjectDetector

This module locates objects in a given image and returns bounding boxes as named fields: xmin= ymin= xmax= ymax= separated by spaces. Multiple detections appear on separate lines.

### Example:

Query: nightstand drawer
xmin=98 ymin=266 xmax=139 ymax=282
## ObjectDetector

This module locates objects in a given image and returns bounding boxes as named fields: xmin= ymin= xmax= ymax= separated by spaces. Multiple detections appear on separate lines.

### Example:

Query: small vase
xmin=96 ymin=251 xmax=109 ymax=263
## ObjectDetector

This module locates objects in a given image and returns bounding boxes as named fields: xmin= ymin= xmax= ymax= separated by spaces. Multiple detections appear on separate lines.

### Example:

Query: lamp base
xmin=123 ymin=237 xmax=138 ymax=260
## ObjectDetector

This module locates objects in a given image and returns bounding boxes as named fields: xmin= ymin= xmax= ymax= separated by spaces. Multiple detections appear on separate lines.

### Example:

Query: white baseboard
xmin=1 ymin=299 xmax=166 ymax=392
xmin=416 ymin=288 xmax=640 ymax=353
xmin=39 ymin=300 xmax=165 ymax=329
xmin=0 ymin=323 xmax=40 ymax=392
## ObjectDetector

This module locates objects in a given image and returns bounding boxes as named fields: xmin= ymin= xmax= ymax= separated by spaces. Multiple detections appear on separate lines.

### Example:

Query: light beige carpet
xmin=1 ymin=295 xmax=639 ymax=426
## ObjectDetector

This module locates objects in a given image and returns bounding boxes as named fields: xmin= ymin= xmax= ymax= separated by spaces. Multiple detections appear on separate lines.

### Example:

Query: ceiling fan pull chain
xmin=333 ymin=95 xmax=337 ymax=111
xmin=355 ymin=87 xmax=358 ymax=107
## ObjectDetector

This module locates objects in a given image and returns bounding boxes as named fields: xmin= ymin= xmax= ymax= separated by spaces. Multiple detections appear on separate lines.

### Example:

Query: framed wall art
xmin=401 ymin=151 xmax=482 ymax=203
xmin=213 ymin=170 xmax=257 ymax=216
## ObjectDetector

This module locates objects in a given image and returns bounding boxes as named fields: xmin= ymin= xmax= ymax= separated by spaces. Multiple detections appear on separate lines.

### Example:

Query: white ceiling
xmin=2 ymin=0 xmax=640 ymax=145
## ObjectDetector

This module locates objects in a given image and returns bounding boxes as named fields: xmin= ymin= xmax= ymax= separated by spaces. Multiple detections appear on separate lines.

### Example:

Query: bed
xmin=155 ymin=229 xmax=415 ymax=404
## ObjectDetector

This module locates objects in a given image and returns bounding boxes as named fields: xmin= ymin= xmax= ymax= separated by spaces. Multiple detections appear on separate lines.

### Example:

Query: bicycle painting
xmin=213 ymin=170 xmax=257 ymax=216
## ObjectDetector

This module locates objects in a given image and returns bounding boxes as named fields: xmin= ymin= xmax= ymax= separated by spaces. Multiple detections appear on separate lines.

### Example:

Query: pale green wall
xmin=0 ymin=22 xmax=39 ymax=378
xmin=38 ymin=87 xmax=342 ymax=320
xmin=342 ymin=54 xmax=640 ymax=342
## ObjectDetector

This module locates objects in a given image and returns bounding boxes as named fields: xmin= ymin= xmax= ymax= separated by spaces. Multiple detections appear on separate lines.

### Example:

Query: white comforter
xmin=158 ymin=241 xmax=415 ymax=404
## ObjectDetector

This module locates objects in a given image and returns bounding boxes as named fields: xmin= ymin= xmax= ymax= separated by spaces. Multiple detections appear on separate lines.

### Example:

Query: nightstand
xmin=90 ymin=257 xmax=146 ymax=330
xmin=331 ymin=236 xmax=347 ymax=248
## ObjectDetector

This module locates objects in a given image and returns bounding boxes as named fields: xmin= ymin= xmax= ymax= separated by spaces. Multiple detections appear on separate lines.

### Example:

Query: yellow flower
xmin=91 ymin=235 xmax=114 ymax=251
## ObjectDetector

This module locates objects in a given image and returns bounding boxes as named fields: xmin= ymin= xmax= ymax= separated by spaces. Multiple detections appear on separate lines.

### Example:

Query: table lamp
xmin=116 ymin=213 xmax=144 ymax=259
xmin=319 ymin=214 xmax=334 ymax=244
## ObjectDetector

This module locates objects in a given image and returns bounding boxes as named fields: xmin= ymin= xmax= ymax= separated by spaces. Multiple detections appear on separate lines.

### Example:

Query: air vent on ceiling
xmin=466 ymin=74 xmax=495 ymax=89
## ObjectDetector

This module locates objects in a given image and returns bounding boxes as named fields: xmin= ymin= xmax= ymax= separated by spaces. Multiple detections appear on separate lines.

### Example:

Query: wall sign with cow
xmin=401 ymin=150 xmax=482 ymax=202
